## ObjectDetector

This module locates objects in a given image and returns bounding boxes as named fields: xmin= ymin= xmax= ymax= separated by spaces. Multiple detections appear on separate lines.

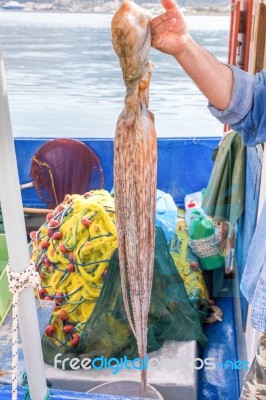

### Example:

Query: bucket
xmin=87 ymin=380 xmax=164 ymax=399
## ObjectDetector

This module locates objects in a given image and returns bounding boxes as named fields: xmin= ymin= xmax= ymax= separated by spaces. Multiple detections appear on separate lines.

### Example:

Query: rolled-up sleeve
xmin=208 ymin=66 xmax=266 ymax=146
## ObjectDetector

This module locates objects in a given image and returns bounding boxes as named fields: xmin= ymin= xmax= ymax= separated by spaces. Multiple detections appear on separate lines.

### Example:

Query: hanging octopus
xmin=112 ymin=0 xmax=157 ymax=393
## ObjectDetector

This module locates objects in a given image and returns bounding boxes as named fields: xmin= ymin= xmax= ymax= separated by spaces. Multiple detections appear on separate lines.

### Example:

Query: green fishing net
xmin=42 ymin=227 xmax=208 ymax=367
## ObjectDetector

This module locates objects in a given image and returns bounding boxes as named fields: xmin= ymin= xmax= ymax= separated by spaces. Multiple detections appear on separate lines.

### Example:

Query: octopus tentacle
xmin=112 ymin=0 xmax=157 ymax=394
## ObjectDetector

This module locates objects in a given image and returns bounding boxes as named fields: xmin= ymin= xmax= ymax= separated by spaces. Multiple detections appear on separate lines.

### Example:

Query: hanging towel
xmin=202 ymin=131 xmax=246 ymax=227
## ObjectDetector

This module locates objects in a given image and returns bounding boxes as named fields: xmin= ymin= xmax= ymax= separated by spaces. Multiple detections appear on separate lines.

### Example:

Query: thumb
xmin=162 ymin=0 xmax=179 ymax=12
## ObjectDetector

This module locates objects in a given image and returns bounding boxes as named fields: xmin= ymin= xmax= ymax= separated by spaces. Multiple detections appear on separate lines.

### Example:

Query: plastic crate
xmin=0 ymin=234 xmax=11 ymax=327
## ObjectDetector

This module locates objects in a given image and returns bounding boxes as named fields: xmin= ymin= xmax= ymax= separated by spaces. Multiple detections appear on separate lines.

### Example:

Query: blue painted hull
xmin=16 ymin=137 xmax=220 ymax=209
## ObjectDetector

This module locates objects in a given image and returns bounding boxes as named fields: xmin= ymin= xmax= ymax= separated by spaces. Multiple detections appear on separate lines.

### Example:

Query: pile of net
xmin=30 ymin=190 xmax=208 ymax=367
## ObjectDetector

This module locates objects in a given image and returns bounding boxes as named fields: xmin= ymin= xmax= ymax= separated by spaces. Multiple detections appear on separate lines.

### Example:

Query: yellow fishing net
xmin=30 ymin=190 xmax=117 ymax=348
xmin=170 ymin=210 xmax=209 ymax=303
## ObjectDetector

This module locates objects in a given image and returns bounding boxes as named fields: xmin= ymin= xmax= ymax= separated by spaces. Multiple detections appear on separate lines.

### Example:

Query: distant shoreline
xmin=0 ymin=9 xmax=230 ymax=15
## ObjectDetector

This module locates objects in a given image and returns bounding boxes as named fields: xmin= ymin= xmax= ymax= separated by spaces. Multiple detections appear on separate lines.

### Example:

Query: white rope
xmin=189 ymin=231 xmax=222 ymax=258
xmin=7 ymin=262 xmax=41 ymax=400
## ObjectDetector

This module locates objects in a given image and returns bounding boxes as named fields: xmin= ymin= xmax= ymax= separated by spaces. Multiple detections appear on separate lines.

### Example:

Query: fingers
xmin=151 ymin=33 xmax=163 ymax=49
xmin=162 ymin=0 xmax=179 ymax=12
xmin=150 ymin=0 xmax=181 ymax=31
xmin=150 ymin=12 xmax=178 ymax=31
xmin=151 ymin=17 xmax=176 ymax=38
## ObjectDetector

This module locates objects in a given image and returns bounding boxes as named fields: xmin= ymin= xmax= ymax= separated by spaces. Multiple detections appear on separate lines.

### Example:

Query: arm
xmin=151 ymin=0 xmax=266 ymax=147
xmin=177 ymin=42 xmax=233 ymax=111
xmin=150 ymin=0 xmax=233 ymax=110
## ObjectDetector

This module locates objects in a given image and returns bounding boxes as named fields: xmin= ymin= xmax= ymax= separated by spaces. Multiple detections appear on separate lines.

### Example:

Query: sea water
xmin=0 ymin=11 xmax=230 ymax=138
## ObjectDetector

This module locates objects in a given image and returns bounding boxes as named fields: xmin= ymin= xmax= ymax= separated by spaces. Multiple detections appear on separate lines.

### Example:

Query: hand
xmin=151 ymin=0 xmax=191 ymax=59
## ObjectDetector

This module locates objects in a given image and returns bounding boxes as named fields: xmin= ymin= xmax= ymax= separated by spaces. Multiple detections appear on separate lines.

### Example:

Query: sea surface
xmin=0 ymin=11 xmax=230 ymax=138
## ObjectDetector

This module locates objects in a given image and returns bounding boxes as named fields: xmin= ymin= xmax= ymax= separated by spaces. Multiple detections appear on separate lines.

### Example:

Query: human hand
xmin=151 ymin=0 xmax=191 ymax=59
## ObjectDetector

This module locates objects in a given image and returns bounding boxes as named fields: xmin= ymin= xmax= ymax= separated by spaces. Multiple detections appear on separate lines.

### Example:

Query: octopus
xmin=112 ymin=0 xmax=157 ymax=393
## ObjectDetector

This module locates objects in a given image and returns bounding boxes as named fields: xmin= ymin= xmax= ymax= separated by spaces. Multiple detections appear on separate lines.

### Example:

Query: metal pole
xmin=0 ymin=47 xmax=47 ymax=400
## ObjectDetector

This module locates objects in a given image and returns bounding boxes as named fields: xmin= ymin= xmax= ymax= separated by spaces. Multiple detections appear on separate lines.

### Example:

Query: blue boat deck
xmin=198 ymin=295 xmax=240 ymax=400
xmin=0 ymin=385 xmax=154 ymax=400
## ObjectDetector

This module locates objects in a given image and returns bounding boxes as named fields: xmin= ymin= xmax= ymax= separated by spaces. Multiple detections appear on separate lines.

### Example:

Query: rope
xmin=31 ymin=156 xmax=59 ymax=207
xmin=7 ymin=261 xmax=41 ymax=400
xmin=189 ymin=231 xmax=222 ymax=258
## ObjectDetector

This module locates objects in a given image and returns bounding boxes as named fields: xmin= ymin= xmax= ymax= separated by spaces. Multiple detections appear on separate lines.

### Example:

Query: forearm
xmin=175 ymin=37 xmax=233 ymax=111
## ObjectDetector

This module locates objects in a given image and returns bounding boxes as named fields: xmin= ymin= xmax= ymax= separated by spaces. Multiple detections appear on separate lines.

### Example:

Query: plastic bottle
xmin=185 ymin=200 xmax=205 ymax=227
xmin=189 ymin=211 xmax=224 ymax=270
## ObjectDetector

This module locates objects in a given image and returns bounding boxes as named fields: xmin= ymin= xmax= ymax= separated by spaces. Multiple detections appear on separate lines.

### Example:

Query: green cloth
xmin=42 ymin=228 xmax=208 ymax=367
xmin=202 ymin=131 xmax=246 ymax=226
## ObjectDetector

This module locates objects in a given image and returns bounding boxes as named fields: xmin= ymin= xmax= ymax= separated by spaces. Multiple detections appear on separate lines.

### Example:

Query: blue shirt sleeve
xmin=208 ymin=65 xmax=266 ymax=146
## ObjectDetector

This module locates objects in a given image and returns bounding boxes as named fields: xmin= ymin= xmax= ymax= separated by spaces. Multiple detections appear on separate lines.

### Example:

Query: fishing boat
xmin=0 ymin=0 xmax=266 ymax=399
xmin=1 ymin=1 xmax=25 ymax=10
